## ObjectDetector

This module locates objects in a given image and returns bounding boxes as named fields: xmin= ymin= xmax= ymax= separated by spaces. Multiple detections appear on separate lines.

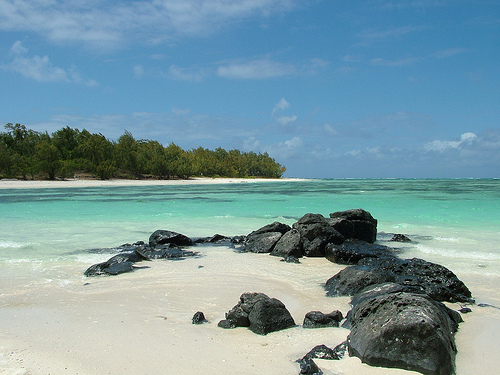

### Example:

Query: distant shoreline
xmin=0 ymin=177 xmax=307 ymax=189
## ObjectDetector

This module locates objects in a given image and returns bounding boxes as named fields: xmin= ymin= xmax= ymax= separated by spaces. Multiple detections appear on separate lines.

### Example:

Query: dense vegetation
xmin=0 ymin=123 xmax=286 ymax=180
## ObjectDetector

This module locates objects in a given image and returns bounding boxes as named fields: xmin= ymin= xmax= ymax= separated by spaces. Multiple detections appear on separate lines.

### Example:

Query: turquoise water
xmin=1 ymin=179 xmax=499 ymax=277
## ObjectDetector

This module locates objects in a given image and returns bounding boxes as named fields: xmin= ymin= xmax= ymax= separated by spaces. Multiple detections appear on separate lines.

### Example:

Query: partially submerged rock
xmin=218 ymin=292 xmax=296 ymax=335
xmin=149 ymin=229 xmax=194 ymax=247
xmin=84 ymin=230 xmax=198 ymax=277
xmin=329 ymin=208 xmax=378 ymax=243
xmin=390 ymin=233 xmax=412 ymax=242
xmin=293 ymin=213 xmax=344 ymax=257
xmin=242 ymin=222 xmax=291 ymax=253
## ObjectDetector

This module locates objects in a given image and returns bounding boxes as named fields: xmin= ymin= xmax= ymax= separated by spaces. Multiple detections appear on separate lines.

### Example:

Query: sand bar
xmin=0 ymin=177 xmax=306 ymax=189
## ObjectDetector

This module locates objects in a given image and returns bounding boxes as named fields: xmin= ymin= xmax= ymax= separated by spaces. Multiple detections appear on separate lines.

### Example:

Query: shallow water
xmin=1 ymin=179 xmax=499 ymax=277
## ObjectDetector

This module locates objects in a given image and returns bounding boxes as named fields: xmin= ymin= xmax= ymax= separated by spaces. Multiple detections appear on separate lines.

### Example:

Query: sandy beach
xmin=1 ymin=247 xmax=499 ymax=375
xmin=0 ymin=177 xmax=303 ymax=190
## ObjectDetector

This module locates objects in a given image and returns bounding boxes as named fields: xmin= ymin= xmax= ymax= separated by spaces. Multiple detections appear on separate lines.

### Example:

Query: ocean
xmin=1 ymin=179 xmax=499 ymax=374
xmin=1 ymin=179 xmax=499 ymax=276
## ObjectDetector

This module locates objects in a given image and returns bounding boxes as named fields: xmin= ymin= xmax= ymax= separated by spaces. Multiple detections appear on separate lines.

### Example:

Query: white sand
xmin=0 ymin=177 xmax=305 ymax=189
xmin=1 ymin=247 xmax=499 ymax=375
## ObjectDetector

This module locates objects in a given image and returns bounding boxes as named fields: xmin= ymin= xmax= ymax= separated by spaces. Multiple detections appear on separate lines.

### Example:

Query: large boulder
xmin=346 ymin=291 xmax=462 ymax=375
xmin=293 ymin=213 xmax=344 ymax=257
xmin=218 ymin=292 xmax=296 ymax=335
xmin=149 ymin=229 xmax=194 ymax=247
xmin=242 ymin=222 xmax=291 ymax=253
xmin=324 ymin=239 xmax=396 ymax=265
xmin=358 ymin=257 xmax=473 ymax=303
xmin=329 ymin=209 xmax=377 ymax=243
xmin=270 ymin=228 xmax=303 ymax=258
xmin=324 ymin=265 xmax=392 ymax=297
xmin=325 ymin=257 xmax=473 ymax=303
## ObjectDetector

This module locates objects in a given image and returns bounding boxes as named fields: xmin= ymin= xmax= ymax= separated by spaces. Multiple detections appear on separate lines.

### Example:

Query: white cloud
xmin=5 ymin=41 xmax=95 ymax=84
xmin=276 ymin=115 xmax=297 ymax=125
xmin=371 ymin=57 xmax=421 ymax=67
xmin=424 ymin=132 xmax=477 ymax=152
xmin=266 ymin=137 xmax=303 ymax=159
xmin=217 ymin=59 xmax=295 ymax=79
xmin=271 ymin=97 xmax=297 ymax=125
xmin=0 ymin=1 xmax=299 ymax=49
xmin=357 ymin=25 xmax=426 ymax=42
xmin=272 ymin=98 xmax=290 ymax=115
xmin=166 ymin=65 xmax=204 ymax=82
xmin=433 ymin=48 xmax=467 ymax=59
xmin=172 ymin=107 xmax=191 ymax=116
xmin=324 ymin=123 xmax=338 ymax=136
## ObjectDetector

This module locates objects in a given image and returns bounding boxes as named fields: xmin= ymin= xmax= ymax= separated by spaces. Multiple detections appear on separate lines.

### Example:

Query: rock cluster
xmin=82 ymin=208 xmax=474 ymax=375
xmin=243 ymin=209 xmax=378 ymax=257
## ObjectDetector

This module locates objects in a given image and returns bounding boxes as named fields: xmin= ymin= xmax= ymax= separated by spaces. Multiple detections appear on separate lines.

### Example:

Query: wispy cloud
xmin=165 ymin=65 xmax=205 ymax=82
xmin=272 ymin=98 xmax=290 ymax=115
xmin=217 ymin=59 xmax=296 ymax=79
xmin=271 ymin=98 xmax=297 ymax=125
xmin=424 ymin=132 xmax=477 ymax=152
xmin=370 ymin=56 xmax=422 ymax=67
xmin=357 ymin=25 xmax=426 ymax=42
xmin=0 ymin=0 xmax=299 ymax=50
xmin=4 ymin=41 xmax=96 ymax=85
xmin=433 ymin=48 xmax=467 ymax=59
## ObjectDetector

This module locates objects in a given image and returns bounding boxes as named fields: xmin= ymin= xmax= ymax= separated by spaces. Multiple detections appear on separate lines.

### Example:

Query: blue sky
xmin=1 ymin=0 xmax=499 ymax=178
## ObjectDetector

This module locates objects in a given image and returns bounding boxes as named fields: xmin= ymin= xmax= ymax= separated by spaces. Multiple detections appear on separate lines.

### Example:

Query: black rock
xmin=346 ymin=291 xmax=461 ymax=375
xmin=324 ymin=239 xmax=396 ymax=265
xmin=103 ymin=262 xmax=135 ymax=275
xmin=243 ymin=231 xmax=283 ymax=253
xmin=149 ymin=229 xmax=194 ymax=247
xmin=280 ymin=255 xmax=301 ymax=263
xmin=301 ymin=343 xmax=347 ymax=361
xmin=298 ymin=358 xmax=323 ymax=375
xmin=140 ymin=244 xmax=197 ymax=259
xmin=329 ymin=208 xmax=378 ymax=243
xmin=359 ymin=257 xmax=473 ymax=303
xmin=193 ymin=234 xmax=232 ymax=245
xmin=293 ymin=213 xmax=344 ymax=257
xmin=325 ymin=257 xmax=473 ymax=303
xmin=271 ymin=228 xmax=303 ymax=258
xmin=242 ymin=222 xmax=291 ymax=253
xmin=248 ymin=222 xmax=291 ymax=236
xmin=192 ymin=311 xmax=208 ymax=324
xmin=303 ymin=310 xmax=343 ymax=328
xmin=218 ymin=292 xmax=296 ymax=335
xmin=324 ymin=265 xmax=392 ymax=297
xmin=390 ymin=233 xmax=411 ymax=242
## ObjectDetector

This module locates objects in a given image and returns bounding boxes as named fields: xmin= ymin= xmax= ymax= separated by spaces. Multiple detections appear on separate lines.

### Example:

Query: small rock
xmin=192 ymin=311 xmax=208 ymax=324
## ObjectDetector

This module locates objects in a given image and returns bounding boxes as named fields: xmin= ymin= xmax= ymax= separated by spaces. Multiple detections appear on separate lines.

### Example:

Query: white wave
xmin=435 ymin=236 xmax=460 ymax=242
xmin=415 ymin=243 xmax=500 ymax=260
xmin=0 ymin=240 xmax=26 ymax=249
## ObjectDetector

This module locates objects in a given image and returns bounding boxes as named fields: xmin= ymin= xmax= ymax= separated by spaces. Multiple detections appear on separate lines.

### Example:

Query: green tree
xmin=34 ymin=140 xmax=61 ymax=180
xmin=116 ymin=131 xmax=143 ymax=177
xmin=76 ymin=131 xmax=115 ymax=179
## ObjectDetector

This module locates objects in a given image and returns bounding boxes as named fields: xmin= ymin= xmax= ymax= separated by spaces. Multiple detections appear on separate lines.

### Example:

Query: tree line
xmin=0 ymin=123 xmax=286 ymax=180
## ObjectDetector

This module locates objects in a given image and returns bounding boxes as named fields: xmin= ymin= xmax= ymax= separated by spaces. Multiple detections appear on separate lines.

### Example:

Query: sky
xmin=0 ymin=0 xmax=499 ymax=178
